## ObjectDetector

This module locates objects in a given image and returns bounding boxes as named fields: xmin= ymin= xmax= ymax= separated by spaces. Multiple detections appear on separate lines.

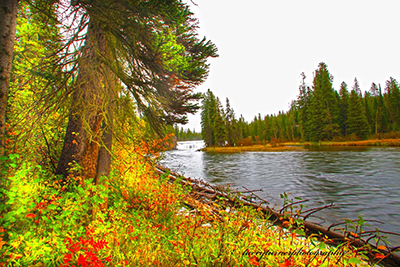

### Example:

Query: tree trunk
xmin=56 ymin=19 xmax=106 ymax=181
xmin=95 ymin=69 xmax=115 ymax=184
xmin=0 ymin=0 xmax=18 ymax=156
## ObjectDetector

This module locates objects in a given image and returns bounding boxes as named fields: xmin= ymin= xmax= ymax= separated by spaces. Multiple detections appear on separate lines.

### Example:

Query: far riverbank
xmin=201 ymin=138 xmax=400 ymax=153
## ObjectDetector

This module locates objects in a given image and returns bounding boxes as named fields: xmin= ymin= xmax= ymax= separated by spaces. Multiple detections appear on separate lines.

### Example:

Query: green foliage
xmin=7 ymin=2 xmax=65 ymax=172
xmin=201 ymin=89 xmax=227 ymax=147
xmin=169 ymin=125 xmax=202 ymax=141
xmin=306 ymin=62 xmax=340 ymax=141
xmin=0 ymin=140 xmax=373 ymax=267
xmin=385 ymin=77 xmax=400 ymax=131
xmin=347 ymin=81 xmax=370 ymax=140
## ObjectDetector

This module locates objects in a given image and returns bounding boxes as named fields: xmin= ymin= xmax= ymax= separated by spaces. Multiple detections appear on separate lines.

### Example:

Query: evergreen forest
xmin=201 ymin=62 xmax=400 ymax=147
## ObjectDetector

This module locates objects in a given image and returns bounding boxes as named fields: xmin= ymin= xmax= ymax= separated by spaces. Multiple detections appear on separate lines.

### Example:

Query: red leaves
xmin=375 ymin=253 xmax=386 ymax=259
xmin=248 ymin=255 xmax=260 ymax=266
xmin=61 ymin=234 xmax=109 ymax=267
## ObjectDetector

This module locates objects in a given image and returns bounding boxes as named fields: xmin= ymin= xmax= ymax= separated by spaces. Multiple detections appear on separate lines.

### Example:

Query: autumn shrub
xmin=372 ymin=131 xmax=400 ymax=140
xmin=237 ymin=137 xmax=253 ymax=147
xmin=0 ymin=145 xmax=374 ymax=267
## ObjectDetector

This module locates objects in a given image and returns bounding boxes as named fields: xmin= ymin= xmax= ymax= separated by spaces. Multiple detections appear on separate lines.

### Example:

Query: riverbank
xmin=291 ymin=138 xmax=400 ymax=147
xmin=200 ymin=139 xmax=400 ymax=153
xmin=201 ymin=144 xmax=305 ymax=153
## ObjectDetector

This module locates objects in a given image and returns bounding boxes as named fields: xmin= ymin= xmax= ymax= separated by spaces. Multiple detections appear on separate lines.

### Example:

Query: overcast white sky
xmin=183 ymin=0 xmax=400 ymax=132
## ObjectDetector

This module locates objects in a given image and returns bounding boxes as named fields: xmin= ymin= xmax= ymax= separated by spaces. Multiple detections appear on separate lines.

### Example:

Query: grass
xmin=284 ymin=139 xmax=400 ymax=147
xmin=202 ymin=145 xmax=305 ymax=153
xmin=201 ymin=139 xmax=400 ymax=153
xmin=0 ymin=142 xmax=380 ymax=266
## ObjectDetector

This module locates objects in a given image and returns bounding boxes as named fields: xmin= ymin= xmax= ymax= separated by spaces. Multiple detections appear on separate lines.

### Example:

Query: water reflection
xmin=160 ymin=142 xmax=400 ymax=245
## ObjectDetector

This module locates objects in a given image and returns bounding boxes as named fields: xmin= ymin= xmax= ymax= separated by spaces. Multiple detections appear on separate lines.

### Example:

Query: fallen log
xmin=156 ymin=165 xmax=400 ymax=267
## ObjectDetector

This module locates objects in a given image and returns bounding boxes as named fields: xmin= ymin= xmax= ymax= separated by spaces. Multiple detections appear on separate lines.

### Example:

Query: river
xmin=160 ymin=140 xmax=400 ymax=246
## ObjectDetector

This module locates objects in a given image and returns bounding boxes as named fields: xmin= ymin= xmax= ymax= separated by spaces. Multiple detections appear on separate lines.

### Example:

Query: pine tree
xmin=363 ymin=91 xmax=374 ymax=134
xmin=201 ymin=89 xmax=215 ymax=146
xmin=347 ymin=78 xmax=369 ymax=139
xmin=309 ymin=62 xmax=340 ymax=141
xmin=377 ymin=84 xmax=389 ymax=134
xmin=213 ymin=97 xmax=227 ymax=146
xmin=225 ymin=98 xmax=239 ymax=146
xmin=286 ymin=102 xmax=300 ymax=141
xmin=385 ymin=77 xmax=400 ymax=131
xmin=55 ymin=1 xmax=218 ymax=178
xmin=338 ymin=82 xmax=350 ymax=136
xmin=369 ymin=83 xmax=380 ymax=135
xmin=237 ymin=115 xmax=248 ymax=141
xmin=296 ymin=73 xmax=312 ymax=141
xmin=263 ymin=115 xmax=272 ymax=141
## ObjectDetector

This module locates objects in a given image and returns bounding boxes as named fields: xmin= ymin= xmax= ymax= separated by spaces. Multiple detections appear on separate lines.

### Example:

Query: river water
xmin=160 ymin=141 xmax=400 ymax=246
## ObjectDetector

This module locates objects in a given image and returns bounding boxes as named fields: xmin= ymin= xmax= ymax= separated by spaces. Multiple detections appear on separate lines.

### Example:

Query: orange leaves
xmin=248 ymin=255 xmax=260 ymax=266
xmin=374 ymin=245 xmax=388 ymax=260
xmin=349 ymin=232 xmax=359 ymax=238
xmin=0 ymin=237 xmax=6 ymax=250
xmin=281 ymin=220 xmax=290 ymax=228
xmin=25 ymin=213 xmax=36 ymax=219
xmin=375 ymin=253 xmax=386 ymax=259
xmin=377 ymin=245 xmax=387 ymax=250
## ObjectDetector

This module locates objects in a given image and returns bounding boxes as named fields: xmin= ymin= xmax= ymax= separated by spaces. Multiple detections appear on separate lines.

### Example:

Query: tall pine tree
xmin=347 ymin=78 xmax=369 ymax=139
xmin=338 ymin=82 xmax=350 ymax=136
xmin=309 ymin=62 xmax=340 ymax=141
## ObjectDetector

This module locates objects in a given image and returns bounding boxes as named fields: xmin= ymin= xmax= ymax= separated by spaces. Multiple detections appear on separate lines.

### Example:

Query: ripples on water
xmin=160 ymin=141 xmax=400 ymax=245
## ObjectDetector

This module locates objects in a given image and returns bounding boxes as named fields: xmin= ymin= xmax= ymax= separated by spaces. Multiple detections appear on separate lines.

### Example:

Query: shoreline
xmin=286 ymin=138 xmax=400 ymax=147
xmin=200 ymin=139 xmax=400 ymax=153
xmin=201 ymin=144 xmax=305 ymax=153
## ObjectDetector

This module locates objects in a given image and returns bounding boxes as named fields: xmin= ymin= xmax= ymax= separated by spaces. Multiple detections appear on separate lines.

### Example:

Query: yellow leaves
xmin=10 ymin=239 xmax=22 ymax=249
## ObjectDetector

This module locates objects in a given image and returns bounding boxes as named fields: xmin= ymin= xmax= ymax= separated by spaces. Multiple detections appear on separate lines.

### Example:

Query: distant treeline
xmin=166 ymin=125 xmax=202 ymax=141
xmin=200 ymin=62 xmax=400 ymax=147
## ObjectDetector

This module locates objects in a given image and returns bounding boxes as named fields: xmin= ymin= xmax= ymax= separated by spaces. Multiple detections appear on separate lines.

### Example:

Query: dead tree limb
xmin=156 ymin=165 xmax=400 ymax=267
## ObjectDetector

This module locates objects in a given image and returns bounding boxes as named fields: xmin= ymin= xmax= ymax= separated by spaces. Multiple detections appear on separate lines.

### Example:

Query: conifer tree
xmin=378 ymin=85 xmax=389 ymax=133
xmin=338 ymin=82 xmax=350 ymax=136
xmin=296 ymin=73 xmax=312 ymax=141
xmin=225 ymin=98 xmax=238 ymax=146
xmin=385 ymin=77 xmax=400 ymax=131
xmin=369 ymin=83 xmax=380 ymax=134
xmin=201 ymin=89 xmax=215 ymax=146
xmin=213 ymin=97 xmax=227 ymax=146
xmin=309 ymin=62 xmax=340 ymax=141
xmin=347 ymin=78 xmax=369 ymax=139
xmin=55 ymin=0 xmax=217 ymax=178
xmin=364 ymin=91 xmax=374 ymax=134
xmin=286 ymin=102 xmax=299 ymax=141
xmin=237 ymin=115 xmax=247 ymax=141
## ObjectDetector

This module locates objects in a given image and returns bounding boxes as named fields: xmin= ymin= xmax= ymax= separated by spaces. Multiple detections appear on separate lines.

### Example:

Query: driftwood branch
xmin=279 ymin=199 xmax=309 ymax=214
xmin=302 ymin=203 xmax=335 ymax=220
xmin=328 ymin=219 xmax=384 ymax=231
xmin=156 ymin=165 xmax=400 ymax=267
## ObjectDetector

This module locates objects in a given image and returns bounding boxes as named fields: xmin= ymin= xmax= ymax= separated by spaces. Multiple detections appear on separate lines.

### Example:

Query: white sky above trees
xmin=183 ymin=0 xmax=400 ymax=132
